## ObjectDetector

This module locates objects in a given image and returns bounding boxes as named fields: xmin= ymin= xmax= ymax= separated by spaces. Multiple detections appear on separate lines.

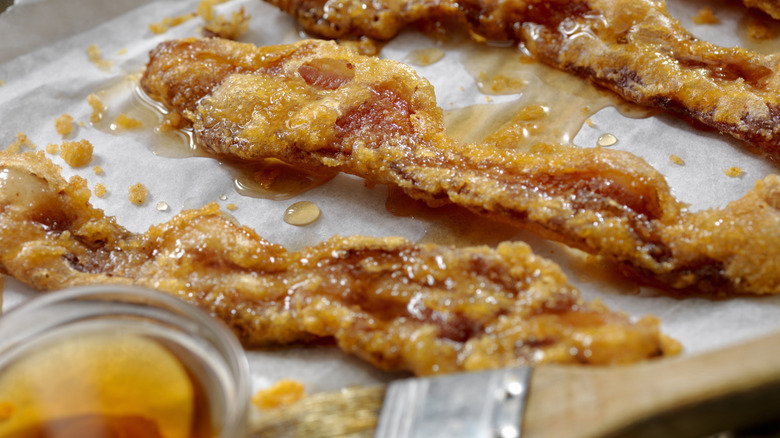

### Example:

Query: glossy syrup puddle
xmin=405 ymin=47 xmax=446 ymax=66
xmin=90 ymin=75 xmax=198 ymax=159
xmin=96 ymin=79 xmax=337 ymax=201
xmin=444 ymin=40 xmax=655 ymax=149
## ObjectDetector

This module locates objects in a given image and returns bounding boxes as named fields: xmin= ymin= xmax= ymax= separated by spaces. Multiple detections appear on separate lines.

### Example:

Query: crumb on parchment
xmin=93 ymin=165 xmax=104 ymax=175
xmin=692 ymin=7 xmax=719 ymax=25
xmin=87 ymin=94 xmax=106 ymax=123
xmin=252 ymin=380 xmax=306 ymax=410
xmin=94 ymin=183 xmax=107 ymax=198
xmin=226 ymin=203 xmax=237 ymax=211
xmin=55 ymin=113 xmax=75 ymax=137
xmin=86 ymin=44 xmax=113 ymax=70
xmin=46 ymin=143 xmax=59 ymax=154
xmin=725 ymin=167 xmax=743 ymax=178
xmin=113 ymin=113 xmax=143 ymax=129
xmin=148 ymin=0 xmax=248 ymax=39
xmin=60 ymin=139 xmax=93 ymax=167
xmin=128 ymin=183 xmax=148 ymax=205
xmin=7 ymin=133 xmax=36 ymax=153
xmin=670 ymin=154 xmax=684 ymax=165
xmin=197 ymin=0 xmax=230 ymax=21
xmin=149 ymin=12 xmax=197 ymax=34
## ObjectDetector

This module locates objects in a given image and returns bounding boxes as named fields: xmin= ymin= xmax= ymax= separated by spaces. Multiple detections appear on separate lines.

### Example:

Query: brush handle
xmin=524 ymin=330 xmax=780 ymax=438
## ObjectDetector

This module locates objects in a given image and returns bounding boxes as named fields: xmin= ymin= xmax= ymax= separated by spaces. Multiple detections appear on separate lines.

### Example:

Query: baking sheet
xmin=2 ymin=0 xmax=780 ymax=394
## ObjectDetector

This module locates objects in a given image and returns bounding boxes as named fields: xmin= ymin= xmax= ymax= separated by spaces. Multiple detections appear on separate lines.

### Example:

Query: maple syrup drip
xmin=231 ymin=159 xmax=337 ymax=201
xmin=597 ymin=133 xmax=618 ymax=147
xmin=283 ymin=201 xmax=321 ymax=226
xmin=405 ymin=47 xmax=445 ymax=66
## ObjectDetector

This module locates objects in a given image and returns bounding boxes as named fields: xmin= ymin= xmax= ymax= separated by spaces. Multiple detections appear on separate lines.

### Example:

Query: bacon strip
xmin=262 ymin=0 xmax=780 ymax=156
xmin=140 ymin=38 xmax=780 ymax=295
xmin=0 ymin=150 xmax=677 ymax=375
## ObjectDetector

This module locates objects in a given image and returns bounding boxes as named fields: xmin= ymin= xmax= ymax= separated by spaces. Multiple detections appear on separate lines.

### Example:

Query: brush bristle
xmin=250 ymin=385 xmax=386 ymax=437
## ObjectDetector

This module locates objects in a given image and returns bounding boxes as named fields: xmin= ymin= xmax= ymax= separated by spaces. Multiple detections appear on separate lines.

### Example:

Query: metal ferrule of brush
xmin=375 ymin=367 xmax=532 ymax=438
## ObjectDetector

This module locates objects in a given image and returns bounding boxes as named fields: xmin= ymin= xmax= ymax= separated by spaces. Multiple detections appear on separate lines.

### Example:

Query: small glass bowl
xmin=0 ymin=285 xmax=250 ymax=438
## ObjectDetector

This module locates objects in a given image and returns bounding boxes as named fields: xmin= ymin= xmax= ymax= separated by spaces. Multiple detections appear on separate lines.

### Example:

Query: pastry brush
xmin=250 ymin=329 xmax=780 ymax=437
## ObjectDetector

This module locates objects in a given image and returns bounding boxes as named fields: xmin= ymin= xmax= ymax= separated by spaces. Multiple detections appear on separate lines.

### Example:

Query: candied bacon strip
xmin=262 ymin=0 xmax=780 ymax=156
xmin=0 ymin=151 xmax=677 ymax=375
xmin=140 ymin=38 xmax=780 ymax=295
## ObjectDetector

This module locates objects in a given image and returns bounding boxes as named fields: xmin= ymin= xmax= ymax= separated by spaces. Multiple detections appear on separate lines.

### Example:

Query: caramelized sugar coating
xmin=0 ymin=151 xmax=677 ymax=375
xmin=260 ymin=0 xmax=780 ymax=156
xmin=744 ymin=0 xmax=780 ymax=19
xmin=140 ymin=38 xmax=780 ymax=295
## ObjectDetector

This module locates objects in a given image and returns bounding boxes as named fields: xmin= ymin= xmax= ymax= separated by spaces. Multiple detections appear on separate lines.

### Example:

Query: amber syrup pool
xmin=0 ymin=329 xmax=217 ymax=438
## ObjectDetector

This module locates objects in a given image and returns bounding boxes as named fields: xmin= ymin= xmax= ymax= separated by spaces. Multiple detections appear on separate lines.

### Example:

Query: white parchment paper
xmin=2 ymin=0 xmax=780 ymax=394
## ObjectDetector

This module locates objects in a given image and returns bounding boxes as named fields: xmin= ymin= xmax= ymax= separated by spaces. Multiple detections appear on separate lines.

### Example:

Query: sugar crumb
xmin=94 ymin=183 xmax=107 ymax=198
xmin=226 ymin=203 xmax=237 ymax=211
xmin=0 ymin=79 xmax=5 ymax=86
xmin=692 ymin=7 xmax=719 ymax=25
xmin=670 ymin=154 xmax=684 ymax=165
xmin=60 ymin=139 xmax=93 ymax=167
xmin=7 ymin=132 xmax=36 ymax=153
xmin=87 ymin=94 xmax=106 ymax=123
xmin=93 ymin=165 xmax=104 ymax=175
xmin=55 ymin=113 xmax=75 ymax=137
xmin=585 ymin=118 xmax=595 ymax=128
xmin=46 ymin=143 xmax=59 ymax=154
xmin=252 ymin=380 xmax=305 ymax=410
xmin=149 ymin=13 xmax=197 ymax=34
xmin=87 ymin=44 xmax=113 ymax=70
xmin=197 ymin=0 xmax=230 ymax=22
xmin=128 ymin=183 xmax=148 ymax=205
xmin=117 ymin=48 xmax=128 ymax=55
xmin=724 ymin=167 xmax=743 ymax=178
xmin=515 ymin=105 xmax=547 ymax=122
xmin=113 ymin=113 xmax=143 ymax=129
xmin=485 ymin=74 xmax=526 ymax=94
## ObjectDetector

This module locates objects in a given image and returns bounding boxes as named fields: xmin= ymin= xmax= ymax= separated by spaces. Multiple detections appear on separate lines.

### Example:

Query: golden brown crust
xmin=744 ymin=0 xmax=780 ymax=19
xmin=140 ymin=38 xmax=780 ymax=295
xmin=260 ymin=0 xmax=780 ymax=156
xmin=0 ymin=150 xmax=676 ymax=375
